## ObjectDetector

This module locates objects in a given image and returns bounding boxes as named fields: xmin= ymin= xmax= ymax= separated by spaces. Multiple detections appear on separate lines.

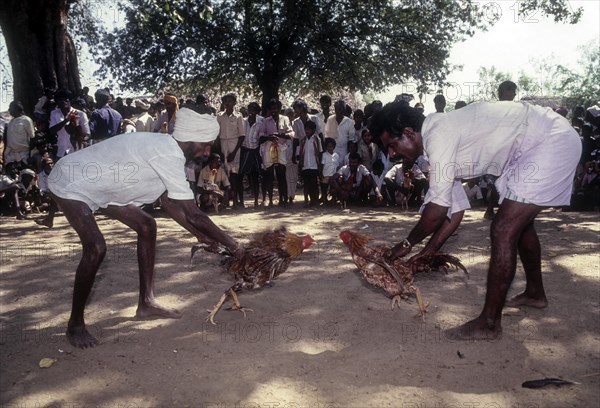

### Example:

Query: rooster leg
xmin=227 ymin=289 xmax=254 ymax=317
xmin=391 ymin=295 xmax=402 ymax=310
xmin=206 ymin=292 xmax=229 ymax=325
xmin=414 ymin=287 xmax=429 ymax=321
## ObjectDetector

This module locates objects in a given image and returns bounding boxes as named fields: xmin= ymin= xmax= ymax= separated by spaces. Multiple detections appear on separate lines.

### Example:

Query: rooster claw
xmin=227 ymin=306 xmax=254 ymax=318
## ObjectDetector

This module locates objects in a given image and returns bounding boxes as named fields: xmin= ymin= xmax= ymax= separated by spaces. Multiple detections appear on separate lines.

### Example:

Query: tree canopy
xmin=96 ymin=0 xmax=582 ymax=106
xmin=0 ymin=0 xmax=584 ymax=112
xmin=470 ymin=40 xmax=599 ymax=108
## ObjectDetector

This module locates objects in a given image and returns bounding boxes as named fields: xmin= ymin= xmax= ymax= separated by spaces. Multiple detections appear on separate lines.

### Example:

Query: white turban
xmin=587 ymin=105 xmax=600 ymax=118
xmin=135 ymin=100 xmax=150 ymax=110
xmin=172 ymin=107 xmax=219 ymax=143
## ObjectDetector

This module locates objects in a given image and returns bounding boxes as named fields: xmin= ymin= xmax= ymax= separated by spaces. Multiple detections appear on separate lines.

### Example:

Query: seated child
xmin=196 ymin=153 xmax=231 ymax=212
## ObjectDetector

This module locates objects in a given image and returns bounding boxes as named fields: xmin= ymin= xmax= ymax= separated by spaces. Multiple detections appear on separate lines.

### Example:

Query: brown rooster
xmin=339 ymin=230 xmax=467 ymax=320
xmin=191 ymin=226 xmax=316 ymax=324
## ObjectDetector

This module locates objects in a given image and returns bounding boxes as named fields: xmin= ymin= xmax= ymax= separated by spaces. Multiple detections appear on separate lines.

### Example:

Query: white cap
xmin=172 ymin=107 xmax=219 ymax=143
xmin=587 ymin=105 xmax=600 ymax=118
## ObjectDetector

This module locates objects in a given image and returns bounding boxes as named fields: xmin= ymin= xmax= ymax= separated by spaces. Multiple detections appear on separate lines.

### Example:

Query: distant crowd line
xmin=1 ymin=82 xmax=599 ymax=223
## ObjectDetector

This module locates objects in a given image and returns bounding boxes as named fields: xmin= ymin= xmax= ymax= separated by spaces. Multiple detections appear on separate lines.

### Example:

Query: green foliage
xmin=470 ymin=66 xmax=512 ymax=101
xmin=518 ymin=0 xmax=583 ymax=24
xmin=92 ymin=0 xmax=584 ymax=104
xmin=96 ymin=0 xmax=492 ymax=102
xmin=549 ymin=42 xmax=600 ymax=108
xmin=68 ymin=0 xmax=107 ymax=52
xmin=473 ymin=40 xmax=599 ymax=108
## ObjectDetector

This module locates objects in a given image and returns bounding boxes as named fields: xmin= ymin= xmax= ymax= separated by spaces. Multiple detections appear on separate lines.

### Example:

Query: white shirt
xmin=49 ymin=132 xmax=193 ymax=211
xmin=6 ymin=115 xmax=34 ymax=152
xmin=321 ymin=152 xmax=340 ymax=177
xmin=243 ymin=115 xmax=263 ymax=149
xmin=315 ymin=112 xmax=329 ymax=136
xmin=301 ymin=134 xmax=322 ymax=170
xmin=38 ymin=170 xmax=50 ymax=192
xmin=135 ymin=112 xmax=155 ymax=132
xmin=153 ymin=111 xmax=175 ymax=134
xmin=292 ymin=115 xmax=324 ymax=142
xmin=259 ymin=115 xmax=294 ymax=167
xmin=422 ymin=101 xmax=572 ymax=208
xmin=371 ymin=172 xmax=385 ymax=194
xmin=325 ymin=115 xmax=355 ymax=158
xmin=50 ymin=108 xmax=90 ymax=157
xmin=337 ymin=164 xmax=370 ymax=187
xmin=380 ymin=151 xmax=394 ymax=175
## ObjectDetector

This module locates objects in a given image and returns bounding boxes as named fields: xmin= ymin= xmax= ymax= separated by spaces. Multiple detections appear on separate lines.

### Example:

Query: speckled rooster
xmin=191 ymin=226 xmax=315 ymax=324
xmin=339 ymin=230 xmax=468 ymax=320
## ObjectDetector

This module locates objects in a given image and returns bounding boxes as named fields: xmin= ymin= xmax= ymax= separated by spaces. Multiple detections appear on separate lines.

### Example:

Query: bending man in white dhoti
xmin=49 ymin=107 xmax=240 ymax=349
xmin=370 ymin=101 xmax=581 ymax=340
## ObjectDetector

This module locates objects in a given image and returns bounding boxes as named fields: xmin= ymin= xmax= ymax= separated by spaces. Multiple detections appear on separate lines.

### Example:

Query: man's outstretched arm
xmin=160 ymin=193 xmax=238 ymax=251
xmin=387 ymin=202 xmax=449 ymax=260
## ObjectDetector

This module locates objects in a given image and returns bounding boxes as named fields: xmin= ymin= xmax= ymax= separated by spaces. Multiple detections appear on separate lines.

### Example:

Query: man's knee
xmin=490 ymin=214 xmax=523 ymax=242
xmin=137 ymin=215 xmax=157 ymax=237
xmin=82 ymin=238 xmax=107 ymax=260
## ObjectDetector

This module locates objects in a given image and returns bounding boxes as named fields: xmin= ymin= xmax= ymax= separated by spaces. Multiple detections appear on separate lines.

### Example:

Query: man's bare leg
xmin=505 ymin=220 xmax=548 ymax=308
xmin=53 ymin=195 xmax=107 ymax=348
xmin=101 ymin=205 xmax=182 ymax=319
xmin=446 ymin=200 xmax=541 ymax=340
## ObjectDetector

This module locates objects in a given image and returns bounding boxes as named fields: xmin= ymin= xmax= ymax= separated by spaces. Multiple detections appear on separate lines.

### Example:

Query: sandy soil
xmin=1 ymin=204 xmax=599 ymax=408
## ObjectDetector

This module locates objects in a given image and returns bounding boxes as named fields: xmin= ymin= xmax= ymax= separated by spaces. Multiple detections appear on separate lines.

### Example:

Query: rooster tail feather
xmin=431 ymin=253 xmax=469 ymax=278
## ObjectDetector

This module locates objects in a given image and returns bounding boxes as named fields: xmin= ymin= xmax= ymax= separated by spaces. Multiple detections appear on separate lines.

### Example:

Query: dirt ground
xmin=1 ymin=203 xmax=599 ymax=408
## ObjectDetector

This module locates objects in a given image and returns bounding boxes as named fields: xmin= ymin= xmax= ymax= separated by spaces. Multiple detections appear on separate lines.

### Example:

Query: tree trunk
xmin=0 ymin=0 xmax=81 ymax=115
xmin=258 ymin=77 xmax=282 ymax=113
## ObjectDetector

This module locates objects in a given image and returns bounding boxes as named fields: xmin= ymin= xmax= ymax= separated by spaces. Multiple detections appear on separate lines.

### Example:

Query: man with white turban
xmin=134 ymin=99 xmax=154 ymax=132
xmin=48 ymin=107 xmax=239 ymax=349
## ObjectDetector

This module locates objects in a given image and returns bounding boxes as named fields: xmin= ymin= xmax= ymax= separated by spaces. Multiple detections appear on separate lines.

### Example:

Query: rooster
xmin=339 ymin=230 xmax=467 ymax=320
xmin=191 ymin=226 xmax=316 ymax=324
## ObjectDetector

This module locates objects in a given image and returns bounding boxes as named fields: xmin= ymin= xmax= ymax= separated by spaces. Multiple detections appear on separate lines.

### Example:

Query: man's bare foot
xmin=483 ymin=210 xmax=495 ymax=220
xmin=505 ymin=293 xmax=548 ymax=309
xmin=444 ymin=317 xmax=502 ymax=341
xmin=66 ymin=325 xmax=99 ymax=349
xmin=35 ymin=217 xmax=53 ymax=228
xmin=136 ymin=301 xmax=182 ymax=319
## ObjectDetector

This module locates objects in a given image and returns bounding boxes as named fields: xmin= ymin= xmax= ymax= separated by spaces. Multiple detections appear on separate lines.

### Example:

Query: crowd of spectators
xmin=1 ymin=84 xmax=599 ymax=224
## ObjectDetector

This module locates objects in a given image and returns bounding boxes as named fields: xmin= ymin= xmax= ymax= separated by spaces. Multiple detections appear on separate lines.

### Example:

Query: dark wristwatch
xmin=401 ymin=238 xmax=412 ymax=250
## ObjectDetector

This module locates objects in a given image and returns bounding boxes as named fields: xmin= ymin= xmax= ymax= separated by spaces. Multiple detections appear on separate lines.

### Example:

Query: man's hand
xmin=385 ymin=242 xmax=411 ymax=261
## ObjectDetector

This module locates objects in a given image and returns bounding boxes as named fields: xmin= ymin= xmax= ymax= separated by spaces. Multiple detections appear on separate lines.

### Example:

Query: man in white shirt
xmin=240 ymin=102 xmax=263 ymax=207
xmin=298 ymin=120 xmax=322 ymax=206
xmin=49 ymin=90 xmax=90 ymax=158
xmin=325 ymin=99 xmax=355 ymax=160
xmin=48 ymin=107 xmax=240 ymax=349
xmin=371 ymin=101 xmax=580 ymax=341
xmin=259 ymin=98 xmax=294 ymax=207
xmin=217 ymin=93 xmax=245 ymax=208
xmin=4 ymin=101 xmax=34 ymax=164
xmin=134 ymin=100 xmax=155 ymax=132
xmin=315 ymin=95 xmax=332 ymax=134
